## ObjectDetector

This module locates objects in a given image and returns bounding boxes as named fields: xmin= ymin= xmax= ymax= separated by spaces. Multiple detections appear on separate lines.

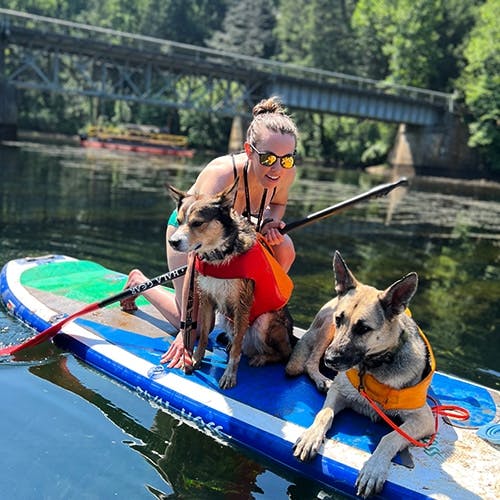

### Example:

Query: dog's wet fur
xmin=286 ymin=251 xmax=434 ymax=497
xmin=168 ymin=181 xmax=293 ymax=389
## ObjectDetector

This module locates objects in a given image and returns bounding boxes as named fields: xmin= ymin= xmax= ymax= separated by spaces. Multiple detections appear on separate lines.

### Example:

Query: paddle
xmin=0 ymin=265 xmax=188 ymax=356
xmin=0 ymin=177 xmax=408 ymax=356
xmin=281 ymin=177 xmax=409 ymax=233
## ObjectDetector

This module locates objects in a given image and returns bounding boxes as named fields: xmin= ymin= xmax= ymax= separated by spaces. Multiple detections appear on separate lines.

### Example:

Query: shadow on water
xmin=26 ymin=354 xmax=341 ymax=499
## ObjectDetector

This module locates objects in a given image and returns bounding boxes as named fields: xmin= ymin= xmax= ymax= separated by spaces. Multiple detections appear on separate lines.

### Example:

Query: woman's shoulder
xmin=193 ymin=153 xmax=243 ymax=193
xmin=204 ymin=153 xmax=233 ymax=170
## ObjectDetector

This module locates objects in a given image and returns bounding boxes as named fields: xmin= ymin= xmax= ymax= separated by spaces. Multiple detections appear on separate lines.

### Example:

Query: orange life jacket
xmin=194 ymin=238 xmax=293 ymax=324
xmin=346 ymin=313 xmax=435 ymax=411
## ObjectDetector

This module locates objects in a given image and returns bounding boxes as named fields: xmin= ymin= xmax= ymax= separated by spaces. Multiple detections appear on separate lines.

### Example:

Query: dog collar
xmin=199 ymin=248 xmax=230 ymax=261
xmin=198 ymin=236 xmax=238 ymax=262
xmin=362 ymin=329 xmax=408 ymax=369
xmin=346 ymin=315 xmax=436 ymax=411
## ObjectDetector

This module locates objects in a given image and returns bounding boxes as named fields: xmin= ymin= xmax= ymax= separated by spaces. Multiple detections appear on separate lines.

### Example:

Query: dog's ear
xmin=217 ymin=178 xmax=239 ymax=209
xmin=166 ymin=184 xmax=188 ymax=205
xmin=333 ymin=251 xmax=358 ymax=296
xmin=379 ymin=272 xmax=418 ymax=319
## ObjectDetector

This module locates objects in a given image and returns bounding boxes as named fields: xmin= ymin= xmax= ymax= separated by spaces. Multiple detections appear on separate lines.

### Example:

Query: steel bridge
xmin=1 ymin=8 xmax=454 ymax=126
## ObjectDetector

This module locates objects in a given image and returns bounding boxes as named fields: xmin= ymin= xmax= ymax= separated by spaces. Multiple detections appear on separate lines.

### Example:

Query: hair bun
xmin=252 ymin=96 xmax=286 ymax=117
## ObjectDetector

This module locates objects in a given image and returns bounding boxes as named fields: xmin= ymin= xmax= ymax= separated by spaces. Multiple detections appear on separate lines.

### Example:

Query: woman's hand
xmin=120 ymin=268 xmax=149 ymax=311
xmin=261 ymin=219 xmax=286 ymax=246
xmin=161 ymin=331 xmax=194 ymax=369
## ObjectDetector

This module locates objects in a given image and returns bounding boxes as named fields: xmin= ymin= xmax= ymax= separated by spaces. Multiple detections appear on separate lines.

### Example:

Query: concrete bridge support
xmin=389 ymin=115 xmax=478 ymax=176
xmin=228 ymin=115 xmax=245 ymax=153
xmin=0 ymin=79 xmax=17 ymax=140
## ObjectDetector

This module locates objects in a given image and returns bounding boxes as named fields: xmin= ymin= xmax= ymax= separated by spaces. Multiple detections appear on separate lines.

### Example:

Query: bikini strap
xmin=231 ymin=154 xmax=237 ymax=180
xmin=243 ymin=161 xmax=252 ymax=222
xmin=256 ymin=189 xmax=267 ymax=231
xmin=242 ymin=161 xmax=268 ymax=228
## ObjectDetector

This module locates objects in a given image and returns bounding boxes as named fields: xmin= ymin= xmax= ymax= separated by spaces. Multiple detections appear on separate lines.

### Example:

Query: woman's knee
xmin=275 ymin=237 xmax=295 ymax=272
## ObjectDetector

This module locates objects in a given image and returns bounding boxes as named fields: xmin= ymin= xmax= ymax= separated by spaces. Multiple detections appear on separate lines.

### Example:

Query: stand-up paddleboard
xmin=1 ymin=255 xmax=499 ymax=499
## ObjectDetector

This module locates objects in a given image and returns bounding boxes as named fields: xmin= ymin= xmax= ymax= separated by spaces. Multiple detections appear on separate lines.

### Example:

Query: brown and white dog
xmin=286 ymin=251 xmax=435 ymax=497
xmin=168 ymin=181 xmax=293 ymax=389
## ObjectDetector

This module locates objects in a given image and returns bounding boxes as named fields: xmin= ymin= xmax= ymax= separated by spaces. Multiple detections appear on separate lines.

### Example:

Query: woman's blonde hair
xmin=246 ymin=96 xmax=298 ymax=147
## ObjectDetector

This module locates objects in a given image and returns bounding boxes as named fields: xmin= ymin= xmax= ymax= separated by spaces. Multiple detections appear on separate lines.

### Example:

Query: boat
xmin=80 ymin=124 xmax=195 ymax=158
xmin=1 ymin=255 xmax=499 ymax=499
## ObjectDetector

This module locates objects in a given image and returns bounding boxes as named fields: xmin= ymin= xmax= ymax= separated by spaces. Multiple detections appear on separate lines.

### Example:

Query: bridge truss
xmin=1 ymin=9 xmax=454 ymax=124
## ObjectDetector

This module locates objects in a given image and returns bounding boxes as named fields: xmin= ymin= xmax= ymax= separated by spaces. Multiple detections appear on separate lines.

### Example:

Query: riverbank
xmin=3 ymin=131 xmax=499 ymax=183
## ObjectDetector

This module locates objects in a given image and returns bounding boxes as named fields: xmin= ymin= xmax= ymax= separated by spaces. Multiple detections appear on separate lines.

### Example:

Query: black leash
xmin=179 ymin=252 xmax=198 ymax=369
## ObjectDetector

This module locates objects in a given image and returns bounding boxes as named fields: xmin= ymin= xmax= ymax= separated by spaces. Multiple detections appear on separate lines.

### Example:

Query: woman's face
xmin=246 ymin=131 xmax=296 ymax=189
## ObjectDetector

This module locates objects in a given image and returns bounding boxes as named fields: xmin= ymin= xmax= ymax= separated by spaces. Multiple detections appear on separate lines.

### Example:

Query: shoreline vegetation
xmin=7 ymin=130 xmax=500 ymax=187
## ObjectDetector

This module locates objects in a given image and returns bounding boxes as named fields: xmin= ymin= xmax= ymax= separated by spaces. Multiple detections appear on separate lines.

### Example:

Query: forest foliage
xmin=3 ymin=0 xmax=498 ymax=173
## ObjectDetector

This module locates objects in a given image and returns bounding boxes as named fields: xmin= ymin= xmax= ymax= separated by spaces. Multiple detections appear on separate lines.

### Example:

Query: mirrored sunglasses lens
xmin=260 ymin=153 xmax=277 ymax=166
xmin=281 ymin=156 xmax=295 ymax=169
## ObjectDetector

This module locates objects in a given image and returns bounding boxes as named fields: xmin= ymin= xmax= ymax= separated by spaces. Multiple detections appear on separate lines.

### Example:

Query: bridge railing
xmin=0 ymin=8 xmax=454 ymax=111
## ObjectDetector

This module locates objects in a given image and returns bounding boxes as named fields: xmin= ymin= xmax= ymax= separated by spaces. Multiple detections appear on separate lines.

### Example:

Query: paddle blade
xmin=0 ymin=301 xmax=100 ymax=356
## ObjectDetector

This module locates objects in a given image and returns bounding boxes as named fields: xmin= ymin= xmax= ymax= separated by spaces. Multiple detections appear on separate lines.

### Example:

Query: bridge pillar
xmin=389 ymin=115 xmax=478 ymax=176
xmin=228 ymin=115 xmax=245 ymax=153
xmin=0 ymin=79 xmax=17 ymax=140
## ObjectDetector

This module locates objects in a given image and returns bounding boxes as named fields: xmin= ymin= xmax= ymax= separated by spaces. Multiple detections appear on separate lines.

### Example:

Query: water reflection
xmin=29 ymin=355 xmax=338 ymax=499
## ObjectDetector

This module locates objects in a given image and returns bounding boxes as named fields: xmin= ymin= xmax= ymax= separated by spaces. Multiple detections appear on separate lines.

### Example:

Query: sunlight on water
xmin=0 ymin=310 xmax=34 ymax=347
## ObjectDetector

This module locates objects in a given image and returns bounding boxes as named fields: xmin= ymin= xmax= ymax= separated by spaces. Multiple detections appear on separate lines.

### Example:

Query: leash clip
xmin=357 ymin=366 xmax=366 ymax=392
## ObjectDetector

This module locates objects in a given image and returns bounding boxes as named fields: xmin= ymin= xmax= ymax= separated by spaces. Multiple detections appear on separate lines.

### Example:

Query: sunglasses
xmin=249 ymin=143 xmax=296 ymax=169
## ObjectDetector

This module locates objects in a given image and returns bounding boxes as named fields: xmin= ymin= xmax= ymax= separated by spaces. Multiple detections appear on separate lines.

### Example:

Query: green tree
xmin=75 ymin=0 xmax=146 ymax=33
xmin=307 ymin=0 xmax=359 ymax=74
xmin=274 ymin=0 xmax=315 ymax=66
xmin=135 ymin=0 xmax=225 ymax=45
xmin=207 ymin=0 xmax=277 ymax=58
xmin=457 ymin=0 xmax=500 ymax=171
xmin=276 ymin=0 xmax=358 ymax=73
xmin=275 ymin=0 xmax=392 ymax=165
xmin=352 ymin=0 xmax=478 ymax=91
xmin=4 ymin=0 xmax=87 ymax=18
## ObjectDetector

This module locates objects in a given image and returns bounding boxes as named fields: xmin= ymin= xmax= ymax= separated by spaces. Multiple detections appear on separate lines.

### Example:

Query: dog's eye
xmin=190 ymin=220 xmax=204 ymax=228
xmin=353 ymin=322 xmax=371 ymax=336
xmin=335 ymin=313 xmax=344 ymax=327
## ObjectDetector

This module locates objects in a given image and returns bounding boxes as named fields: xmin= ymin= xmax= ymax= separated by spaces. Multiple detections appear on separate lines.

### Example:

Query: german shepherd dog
xmin=286 ymin=251 xmax=435 ymax=498
xmin=168 ymin=181 xmax=293 ymax=389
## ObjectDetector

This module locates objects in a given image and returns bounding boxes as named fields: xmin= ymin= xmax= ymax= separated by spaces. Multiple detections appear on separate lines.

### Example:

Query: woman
xmin=121 ymin=96 xmax=299 ymax=366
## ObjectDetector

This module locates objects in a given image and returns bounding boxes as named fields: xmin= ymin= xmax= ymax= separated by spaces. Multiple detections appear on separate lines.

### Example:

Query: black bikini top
xmin=231 ymin=154 xmax=276 ymax=230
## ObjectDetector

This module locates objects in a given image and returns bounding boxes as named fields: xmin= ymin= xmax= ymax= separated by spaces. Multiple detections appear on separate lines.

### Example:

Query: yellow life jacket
xmin=346 ymin=312 xmax=435 ymax=411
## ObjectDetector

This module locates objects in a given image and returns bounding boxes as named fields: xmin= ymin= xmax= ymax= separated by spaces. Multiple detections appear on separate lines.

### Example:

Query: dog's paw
xmin=312 ymin=375 xmax=332 ymax=393
xmin=218 ymin=368 xmax=237 ymax=389
xmin=248 ymin=354 xmax=267 ymax=367
xmin=355 ymin=456 xmax=389 ymax=498
xmin=292 ymin=429 xmax=324 ymax=462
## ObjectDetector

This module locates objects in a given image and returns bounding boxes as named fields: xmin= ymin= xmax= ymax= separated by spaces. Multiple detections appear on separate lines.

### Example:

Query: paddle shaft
xmin=1 ymin=177 xmax=407 ymax=355
xmin=280 ymin=177 xmax=408 ymax=234
xmin=0 ymin=265 xmax=188 ymax=355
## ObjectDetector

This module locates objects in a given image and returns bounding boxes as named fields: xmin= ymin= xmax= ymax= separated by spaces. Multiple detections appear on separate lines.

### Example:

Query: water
xmin=1 ymin=139 xmax=499 ymax=499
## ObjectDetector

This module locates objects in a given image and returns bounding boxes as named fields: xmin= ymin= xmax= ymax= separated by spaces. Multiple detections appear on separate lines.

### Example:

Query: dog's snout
xmin=324 ymin=351 xmax=345 ymax=369
xmin=168 ymin=237 xmax=181 ymax=250
xmin=325 ymin=347 xmax=362 ymax=371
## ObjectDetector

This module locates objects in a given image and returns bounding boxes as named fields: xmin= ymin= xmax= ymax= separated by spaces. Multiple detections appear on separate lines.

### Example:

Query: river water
xmin=1 ymin=139 xmax=499 ymax=499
